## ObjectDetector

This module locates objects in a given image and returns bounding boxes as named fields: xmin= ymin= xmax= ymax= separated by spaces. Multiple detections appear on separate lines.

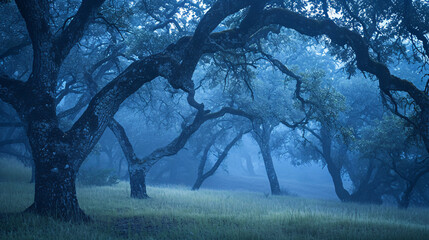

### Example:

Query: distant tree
xmin=1 ymin=0 xmax=428 ymax=221
xmin=192 ymin=122 xmax=249 ymax=190
xmin=358 ymin=115 xmax=429 ymax=208
xmin=109 ymin=92 xmax=251 ymax=198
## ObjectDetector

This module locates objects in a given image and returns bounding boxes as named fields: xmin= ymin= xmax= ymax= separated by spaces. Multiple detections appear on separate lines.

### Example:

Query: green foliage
xmin=126 ymin=29 xmax=176 ymax=58
xmin=356 ymin=114 xmax=423 ymax=161
xmin=300 ymin=70 xmax=347 ymax=125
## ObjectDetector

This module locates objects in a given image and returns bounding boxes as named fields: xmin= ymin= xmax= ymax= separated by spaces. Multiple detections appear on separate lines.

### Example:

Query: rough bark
xmin=25 ymin=156 xmax=88 ymax=221
xmin=108 ymin=119 xmax=149 ymax=198
xmin=7 ymin=0 xmax=108 ymax=221
xmin=128 ymin=163 xmax=149 ymax=199
xmin=0 ymin=0 xmax=258 ymax=219
xmin=312 ymin=124 xmax=383 ymax=204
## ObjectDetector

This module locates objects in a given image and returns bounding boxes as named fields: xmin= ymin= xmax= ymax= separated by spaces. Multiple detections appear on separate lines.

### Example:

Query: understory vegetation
xmin=1 ymin=159 xmax=428 ymax=240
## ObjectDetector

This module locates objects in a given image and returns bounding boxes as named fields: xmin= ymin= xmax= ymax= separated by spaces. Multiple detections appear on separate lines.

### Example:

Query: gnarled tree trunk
xmin=26 ymin=159 xmax=87 ymax=221
xmin=320 ymin=124 xmax=351 ymax=201
xmin=128 ymin=163 xmax=149 ymax=199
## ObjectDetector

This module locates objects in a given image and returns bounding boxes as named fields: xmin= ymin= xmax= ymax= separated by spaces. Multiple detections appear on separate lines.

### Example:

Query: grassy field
xmin=1 ymin=159 xmax=429 ymax=239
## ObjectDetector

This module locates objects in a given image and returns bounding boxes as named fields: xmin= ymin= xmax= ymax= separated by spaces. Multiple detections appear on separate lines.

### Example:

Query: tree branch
xmin=202 ymin=129 xmax=249 ymax=179
xmin=108 ymin=119 xmax=138 ymax=165
xmin=15 ymin=0 xmax=52 ymax=48
xmin=53 ymin=0 xmax=106 ymax=65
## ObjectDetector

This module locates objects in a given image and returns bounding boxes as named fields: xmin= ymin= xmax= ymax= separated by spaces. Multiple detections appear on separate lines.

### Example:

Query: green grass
xmin=1 ymin=158 xmax=429 ymax=239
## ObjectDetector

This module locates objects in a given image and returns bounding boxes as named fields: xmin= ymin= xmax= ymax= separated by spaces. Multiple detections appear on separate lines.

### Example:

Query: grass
xmin=1 ymin=158 xmax=429 ymax=239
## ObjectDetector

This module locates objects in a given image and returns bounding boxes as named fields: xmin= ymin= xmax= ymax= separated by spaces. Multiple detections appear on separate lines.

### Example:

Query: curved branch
xmin=172 ymin=0 xmax=258 ymax=91
xmin=53 ymin=0 xmax=106 ymax=65
xmin=66 ymin=53 xmax=173 ymax=168
xmin=262 ymin=8 xmax=428 ymax=106
xmin=15 ymin=0 xmax=52 ymax=47
xmin=201 ymin=129 xmax=249 ymax=179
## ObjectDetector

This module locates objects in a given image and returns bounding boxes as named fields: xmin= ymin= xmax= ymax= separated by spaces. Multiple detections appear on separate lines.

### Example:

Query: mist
xmin=1 ymin=0 xmax=429 ymax=239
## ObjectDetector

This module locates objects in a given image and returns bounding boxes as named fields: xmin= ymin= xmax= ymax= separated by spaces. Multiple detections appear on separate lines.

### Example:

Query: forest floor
xmin=1 ymin=158 xmax=429 ymax=240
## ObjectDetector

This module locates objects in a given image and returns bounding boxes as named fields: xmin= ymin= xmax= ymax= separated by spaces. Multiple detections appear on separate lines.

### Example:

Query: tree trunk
xmin=325 ymin=160 xmax=351 ymax=201
xmin=399 ymin=184 xmax=414 ymax=209
xmin=260 ymin=144 xmax=281 ymax=195
xmin=420 ymin=108 xmax=429 ymax=154
xmin=253 ymin=123 xmax=281 ymax=195
xmin=192 ymin=177 xmax=204 ymax=190
xmin=25 ymin=160 xmax=88 ymax=221
xmin=192 ymin=129 xmax=247 ymax=191
xmin=320 ymin=124 xmax=351 ymax=201
xmin=128 ymin=163 xmax=148 ymax=199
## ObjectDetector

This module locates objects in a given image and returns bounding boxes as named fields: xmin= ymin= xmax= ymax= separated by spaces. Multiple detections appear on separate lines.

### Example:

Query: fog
xmin=0 ymin=0 xmax=429 ymax=237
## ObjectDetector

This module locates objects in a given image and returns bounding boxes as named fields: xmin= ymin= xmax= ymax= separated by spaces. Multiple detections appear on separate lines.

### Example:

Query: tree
xmin=1 ymin=0 xmax=428 ymax=221
xmin=0 ymin=0 xmax=267 ymax=220
xmin=358 ymin=115 xmax=429 ymax=208
xmin=192 ymin=122 xmax=249 ymax=190
xmin=109 ymin=92 xmax=251 ymax=198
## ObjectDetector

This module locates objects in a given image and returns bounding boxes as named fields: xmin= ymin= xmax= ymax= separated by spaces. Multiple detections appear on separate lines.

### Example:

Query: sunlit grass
xmin=1 ymin=158 xmax=429 ymax=239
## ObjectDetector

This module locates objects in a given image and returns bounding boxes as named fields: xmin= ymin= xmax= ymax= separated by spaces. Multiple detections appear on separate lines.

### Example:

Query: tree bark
xmin=8 ymin=0 xmax=428 ymax=221
xmin=1 ymin=0 xmax=258 ymax=221
xmin=108 ymin=119 xmax=147 ymax=198
xmin=253 ymin=122 xmax=281 ymax=195
xmin=259 ymin=143 xmax=281 ymax=195
xmin=320 ymin=124 xmax=351 ymax=201
xmin=397 ymin=169 xmax=429 ymax=209
xmin=25 ymin=157 xmax=88 ymax=221
xmin=192 ymin=178 xmax=204 ymax=191
xmin=128 ymin=163 xmax=149 ymax=199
